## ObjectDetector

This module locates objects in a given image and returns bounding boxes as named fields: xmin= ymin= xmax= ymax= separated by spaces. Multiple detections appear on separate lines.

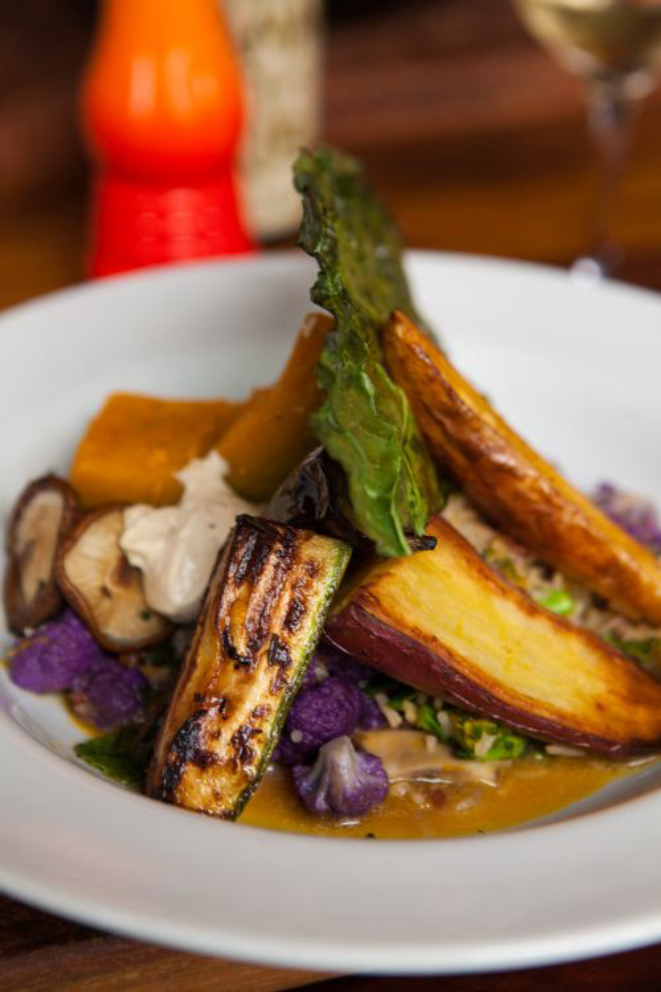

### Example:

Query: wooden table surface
xmin=3 ymin=1 xmax=661 ymax=990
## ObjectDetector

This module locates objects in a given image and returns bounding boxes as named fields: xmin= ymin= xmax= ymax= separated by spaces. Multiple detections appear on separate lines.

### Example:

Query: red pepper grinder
xmin=82 ymin=0 xmax=254 ymax=278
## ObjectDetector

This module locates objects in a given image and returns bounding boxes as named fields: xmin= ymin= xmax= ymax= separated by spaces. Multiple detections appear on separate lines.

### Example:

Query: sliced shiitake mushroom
xmin=4 ymin=475 xmax=80 ymax=633
xmin=56 ymin=506 xmax=171 ymax=652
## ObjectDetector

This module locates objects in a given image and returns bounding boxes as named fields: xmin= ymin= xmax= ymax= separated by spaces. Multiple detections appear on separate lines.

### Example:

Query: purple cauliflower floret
xmin=358 ymin=692 xmax=387 ymax=730
xmin=593 ymin=483 xmax=661 ymax=554
xmin=10 ymin=610 xmax=102 ymax=692
xmin=304 ymin=645 xmax=374 ymax=687
xmin=71 ymin=655 xmax=146 ymax=731
xmin=277 ymin=676 xmax=364 ymax=764
xmin=319 ymin=646 xmax=374 ymax=684
xmin=9 ymin=608 xmax=146 ymax=730
xmin=292 ymin=736 xmax=389 ymax=818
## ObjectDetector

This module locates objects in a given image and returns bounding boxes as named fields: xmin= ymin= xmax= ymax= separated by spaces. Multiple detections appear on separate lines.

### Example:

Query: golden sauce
xmin=241 ymin=757 xmax=633 ymax=839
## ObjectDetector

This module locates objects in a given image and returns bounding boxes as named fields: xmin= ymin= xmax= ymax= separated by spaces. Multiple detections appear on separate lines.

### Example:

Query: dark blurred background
xmin=3 ymin=0 xmax=661 ymax=303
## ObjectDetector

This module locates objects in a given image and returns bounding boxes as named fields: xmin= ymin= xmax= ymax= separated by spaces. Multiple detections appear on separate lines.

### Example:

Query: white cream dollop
xmin=119 ymin=451 xmax=258 ymax=624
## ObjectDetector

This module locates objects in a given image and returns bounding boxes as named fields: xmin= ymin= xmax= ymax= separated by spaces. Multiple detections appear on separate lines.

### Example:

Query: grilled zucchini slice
xmin=147 ymin=516 xmax=351 ymax=818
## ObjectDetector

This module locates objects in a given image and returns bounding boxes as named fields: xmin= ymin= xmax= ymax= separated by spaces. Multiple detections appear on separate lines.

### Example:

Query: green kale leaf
xmin=293 ymin=146 xmax=443 ymax=557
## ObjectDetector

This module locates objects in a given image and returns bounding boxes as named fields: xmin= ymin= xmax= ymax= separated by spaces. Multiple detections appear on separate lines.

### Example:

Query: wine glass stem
xmin=582 ymin=76 xmax=635 ymax=276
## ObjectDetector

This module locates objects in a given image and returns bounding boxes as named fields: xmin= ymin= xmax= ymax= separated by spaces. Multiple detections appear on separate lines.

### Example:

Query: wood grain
xmin=0 ymin=896 xmax=329 ymax=992
xmin=2 ymin=0 xmax=661 ymax=990
xmin=295 ymin=943 xmax=661 ymax=992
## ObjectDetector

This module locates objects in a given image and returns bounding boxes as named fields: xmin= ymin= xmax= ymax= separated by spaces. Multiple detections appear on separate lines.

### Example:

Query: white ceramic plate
xmin=1 ymin=252 xmax=661 ymax=975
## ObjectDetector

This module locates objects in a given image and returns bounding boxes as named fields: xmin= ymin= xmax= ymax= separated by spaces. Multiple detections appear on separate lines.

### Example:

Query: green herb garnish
xmin=364 ymin=672 xmax=537 ymax=760
xmin=294 ymin=146 xmax=443 ymax=557
xmin=415 ymin=702 xmax=449 ymax=741
xmin=449 ymin=712 xmax=533 ymax=761
xmin=535 ymin=588 xmax=575 ymax=617
xmin=74 ymin=704 xmax=163 ymax=788
xmin=75 ymin=731 xmax=147 ymax=788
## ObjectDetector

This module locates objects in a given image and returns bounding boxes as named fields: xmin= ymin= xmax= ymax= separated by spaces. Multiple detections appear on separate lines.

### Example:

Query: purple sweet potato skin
xmin=325 ymin=602 xmax=661 ymax=758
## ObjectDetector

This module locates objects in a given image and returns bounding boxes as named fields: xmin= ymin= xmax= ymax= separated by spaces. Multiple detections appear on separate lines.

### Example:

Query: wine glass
xmin=511 ymin=0 xmax=661 ymax=279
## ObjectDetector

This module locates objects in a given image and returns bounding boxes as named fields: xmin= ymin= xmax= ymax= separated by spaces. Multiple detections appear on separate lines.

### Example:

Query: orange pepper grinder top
xmin=82 ymin=0 xmax=254 ymax=277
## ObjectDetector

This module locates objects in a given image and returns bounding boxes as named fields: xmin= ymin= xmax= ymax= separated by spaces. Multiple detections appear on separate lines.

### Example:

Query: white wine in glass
xmin=512 ymin=0 xmax=661 ymax=277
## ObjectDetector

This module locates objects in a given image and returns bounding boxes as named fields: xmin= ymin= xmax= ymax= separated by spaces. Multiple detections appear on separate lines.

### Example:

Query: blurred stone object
xmin=223 ymin=0 xmax=324 ymax=240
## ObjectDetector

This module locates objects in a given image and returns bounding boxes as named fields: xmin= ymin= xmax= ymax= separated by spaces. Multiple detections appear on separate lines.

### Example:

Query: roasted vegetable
xmin=384 ymin=310 xmax=661 ymax=624
xmin=294 ymin=146 xmax=442 ymax=557
xmin=217 ymin=313 xmax=331 ymax=501
xmin=326 ymin=516 xmax=661 ymax=756
xmin=10 ymin=609 xmax=147 ymax=730
xmin=70 ymin=393 xmax=245 ymax=508
xmin=276 ymin=672 xmax=383 ymax=765
xmin=57 ymin=507 xmax=171 ymax=652
xmin=593 ymin=483 xmax=661 ymax=554
xmin=292 ymin=736 xmax=388 ymax=818
xmin=267 ymin=447 xmax=438 ymax=554
xmin=147 ymin=516 xmax=351 ymax=818
xmin=70 ymin=655 xmax=147 ymax=731
xmin=4 ymin=475 xmax=79 ymax=633
xmin=10 ymin=610 xmax=106 ymax=693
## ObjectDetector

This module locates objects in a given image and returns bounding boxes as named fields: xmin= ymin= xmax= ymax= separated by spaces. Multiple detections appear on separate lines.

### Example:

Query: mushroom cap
xmin=57 ymin=506 xmax=171 ymax=652
xmin=4 ymin=475 xmax=79 ymax=633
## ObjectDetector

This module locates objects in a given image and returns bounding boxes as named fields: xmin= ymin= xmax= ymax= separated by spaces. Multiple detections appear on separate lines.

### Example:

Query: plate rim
xmin=2 ymin=249 xmax=661 ymax=974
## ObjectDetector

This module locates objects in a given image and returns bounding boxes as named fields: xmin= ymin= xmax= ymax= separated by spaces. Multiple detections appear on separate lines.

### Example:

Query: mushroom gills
xmin=57 ymin=507 xmax=171 ymax=652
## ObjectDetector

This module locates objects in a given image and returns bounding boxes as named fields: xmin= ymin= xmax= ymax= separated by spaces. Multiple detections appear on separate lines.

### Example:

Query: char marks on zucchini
xmin=147 ymin=515 xmax=351 ymax=818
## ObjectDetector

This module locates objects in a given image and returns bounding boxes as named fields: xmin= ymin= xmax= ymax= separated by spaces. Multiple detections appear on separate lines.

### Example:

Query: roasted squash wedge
xmin=70 ymin=393 xmax=244 ymax=508
xmin=217 ymin=312 xmax=332 ymax=501
xmin=147 ymin=516 xmax=351 ymax=818
xmin=326 ymin=515 xmax=661 ymax=756
xmin=384 ymin=310 xmax=661 ymax=625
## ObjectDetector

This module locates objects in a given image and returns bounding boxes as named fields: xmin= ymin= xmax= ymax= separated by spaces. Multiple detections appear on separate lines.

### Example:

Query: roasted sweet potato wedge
xmin=148 ymin=516 xmax=351 ymax=818
xmin=217 ymin=312 xmax=332 ymax=502
xmin=326 ymin=516 xmax=661 ymax=756
xmin=384 ymin=310 xmax=661 ymax=625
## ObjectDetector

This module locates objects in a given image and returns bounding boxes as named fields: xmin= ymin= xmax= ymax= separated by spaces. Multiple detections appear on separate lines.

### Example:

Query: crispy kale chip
xmin=293 ymin=146 xmax=443 ymax=557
